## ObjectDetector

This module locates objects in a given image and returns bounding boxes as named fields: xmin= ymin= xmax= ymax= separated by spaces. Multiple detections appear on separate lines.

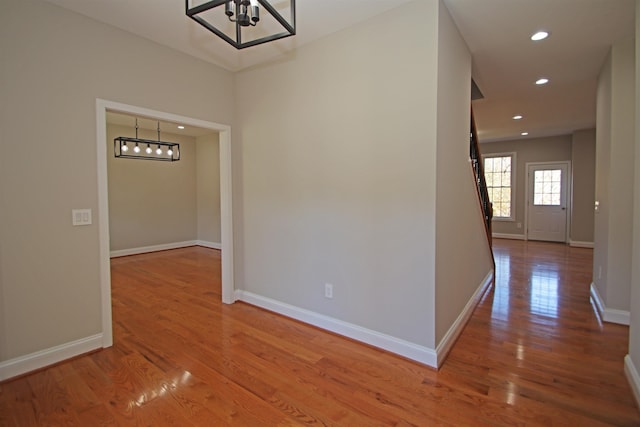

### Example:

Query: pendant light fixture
xmin=185 ymin=0 xmax=296 ymax=50
xmin=114 ymin=119 xmax=180 ymax=162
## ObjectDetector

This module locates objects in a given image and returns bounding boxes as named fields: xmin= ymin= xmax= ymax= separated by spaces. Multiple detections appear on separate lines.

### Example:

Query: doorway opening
xmin=95 ymin=99 xmax=234 ymax=348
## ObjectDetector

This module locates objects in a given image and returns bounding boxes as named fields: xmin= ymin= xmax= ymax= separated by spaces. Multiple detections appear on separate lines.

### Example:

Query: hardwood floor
xmin=1 ymin=239 xmax=639 ymax=425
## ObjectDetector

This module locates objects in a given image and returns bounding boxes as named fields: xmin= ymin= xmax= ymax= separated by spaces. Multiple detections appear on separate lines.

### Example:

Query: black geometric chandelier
xmin=114 ymin=119 xmax=180 ymax=162
xmin=185 ymin=0 xmax=296 ymax=50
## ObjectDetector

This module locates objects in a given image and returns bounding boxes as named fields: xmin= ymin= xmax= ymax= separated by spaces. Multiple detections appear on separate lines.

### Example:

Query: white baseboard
xmin=569 ymin=240 xmax=594 ymax=248
xmin=590 ymin=282 xmax=631 ymax=325
xmin=625 ymin=355 xmax=640 ymax=409
xmin=235 ymin=290 xmax=438 ymax=368
xmin=435 ymin=270 xmax=494 ymax=368
xmin=110 ymin=240 xmax=197 ymax=258
xmin=0 ymin=334 xmax=103 ymax=381
xmin=492 ymin=233 xmax=525 ymax=240
xmin=195 ymin=240 xmax=222 ymax=250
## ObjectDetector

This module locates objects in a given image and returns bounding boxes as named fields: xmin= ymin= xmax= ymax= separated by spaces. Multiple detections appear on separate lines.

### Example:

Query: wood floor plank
xmin=1 ymin=242 xmax=639 ymax=425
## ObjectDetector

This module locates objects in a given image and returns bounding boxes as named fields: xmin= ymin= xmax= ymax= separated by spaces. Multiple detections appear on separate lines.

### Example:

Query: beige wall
xmin=234 ymin=0 xmax=490 ymax=352
xmin=571 ymin=129 xmax=596 ymax=243
xmin=594 ymin=38 xmax=635 ymax=312
xmin=435 ymin=3 xmax=493 ymax=344
xmin=0 ymin=0 xmax=233 ymax=361
xmin=196 ymin=133 xmax=221 ymax=244
xmin=107 ymin=124 xmax=198 ymax=250
xmin=235 ymin=0 xmax=440 ymax=347
xmin=629 ymin=0 xmax=640 ymax=390
xmin=481 ymin=135 xmax=573 ymax=236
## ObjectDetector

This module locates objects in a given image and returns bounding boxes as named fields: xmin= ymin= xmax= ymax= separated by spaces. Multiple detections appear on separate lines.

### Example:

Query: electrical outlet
xmin=324 ymin=283 xmax=333 ymax=299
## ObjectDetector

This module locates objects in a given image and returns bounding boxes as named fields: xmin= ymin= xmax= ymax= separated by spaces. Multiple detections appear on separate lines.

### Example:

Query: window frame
xmin=482 ymin=152 xmax=516 ymax=222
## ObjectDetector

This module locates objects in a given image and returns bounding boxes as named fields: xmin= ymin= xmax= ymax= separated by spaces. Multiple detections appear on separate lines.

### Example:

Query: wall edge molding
xmin=195 ymin=240 xmax=222 ymax=250
xmin=590 ymin=282 xmax=631 ymax=325
xmin=569 ymin=240 xmax=595 ymax=248
xmin=110 ymin=241 xmax=198 ymax=258
xmin=492 ymin=233 xmax=525 ymax=240
xmin=0 ymin=334 xmax=103 ymax=382
xmin=235 ymin=290 xmax=438 ymax=368
xmin=435 ymin=270 xmax=494 ymax=368
xmin=625 ymin=355 xmax=640 ymax=410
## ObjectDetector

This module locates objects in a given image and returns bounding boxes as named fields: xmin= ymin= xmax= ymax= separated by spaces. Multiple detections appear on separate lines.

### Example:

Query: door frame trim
xmin=524 ymin=161 xmax=572 ymax=243
xmin=95 ymin=99 xmax=235 ymax=349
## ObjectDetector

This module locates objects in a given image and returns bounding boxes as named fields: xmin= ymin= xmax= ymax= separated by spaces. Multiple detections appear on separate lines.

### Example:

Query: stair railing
xmin=469 ymin=109 xmax=493 ymax=250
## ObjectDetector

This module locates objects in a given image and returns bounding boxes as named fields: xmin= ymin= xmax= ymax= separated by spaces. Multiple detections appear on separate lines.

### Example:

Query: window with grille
xmin=533 ymin=169 xmax=561 ymax=206
xmin=483 ymin=154 xmax=515 ymax=220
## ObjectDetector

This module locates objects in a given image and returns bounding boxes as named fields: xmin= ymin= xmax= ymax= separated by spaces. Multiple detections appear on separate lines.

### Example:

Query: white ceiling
xmin=44 ymin=0 xmax=636 ymax=142
xmin=446 ymin=0 xmax=635 ymax=141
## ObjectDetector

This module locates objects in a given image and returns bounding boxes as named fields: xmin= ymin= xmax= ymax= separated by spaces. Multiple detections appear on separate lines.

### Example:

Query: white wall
xmin=0 ymin=0 xmax=233 ymax=363
xmin=435 ymin=3 xmax=493 ymax=344
xmin=234 ymin=0 xmax=440 ymax=348
xmin=594 ymin=37 xmax=636 ymax=317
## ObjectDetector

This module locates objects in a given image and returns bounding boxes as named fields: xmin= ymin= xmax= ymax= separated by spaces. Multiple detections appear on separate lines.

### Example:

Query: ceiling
xmin=45 ymin=0 xmax=636 ymax=142
xmin=106 ymin=112 xmax=214 ymax=138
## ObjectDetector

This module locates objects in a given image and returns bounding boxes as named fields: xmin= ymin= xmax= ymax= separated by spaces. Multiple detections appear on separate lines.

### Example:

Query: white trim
xmin=625 ymin=355 xmax=640 ymax=409
xmin=569 ymin=240 xmax=594 ymax=248
xmin=96 ymin=99 xmax=235 ymax=350
xmin=235 ymin=290 xmax=438 ymax=367
xmin=218 ymin=128 xmax=235 ymax=303
xmin=435 ymin=270 xmax=494 ymax=368
xmin=482 ymin=152 xmax=517 ymax=221
xmin=109 ymin=241 xmax=222 ymax=257
xmin=96 ymin=99 xmax=113 ymax=348
xmin=196 ymin=240 xmax=222 ymax=250
xmin=492 ymin=233 xmax=525 ymax=240
xmin=0 ymin=334 xmax=103 ymax=381
xmin=110 ymin=241 xmax=198 ymax=258
xmin=590 ymin=282 xmax=631 ymax=325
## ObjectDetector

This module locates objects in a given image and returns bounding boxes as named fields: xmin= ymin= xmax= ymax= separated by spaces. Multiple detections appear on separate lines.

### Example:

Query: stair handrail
xmin=469 ymin=109 xmax=494 ymax=255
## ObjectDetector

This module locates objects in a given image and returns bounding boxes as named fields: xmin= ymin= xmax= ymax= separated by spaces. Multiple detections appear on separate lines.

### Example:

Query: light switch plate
xmin=72 ymin=209 xmax=92 ymax=226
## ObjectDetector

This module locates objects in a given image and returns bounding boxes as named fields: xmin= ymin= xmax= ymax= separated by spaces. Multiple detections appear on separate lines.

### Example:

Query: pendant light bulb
xmin=146 ymin=144 xmax=152 ymax=154
xmin=133 ymin=143 xmax=141 ymax=153
xmin=167 ymin=147 xmax=173 ymax=156
xmin=121 ymin=143 xmax=129 ymax=152
xmin=156 ymin=145 xmax=162 ymax=155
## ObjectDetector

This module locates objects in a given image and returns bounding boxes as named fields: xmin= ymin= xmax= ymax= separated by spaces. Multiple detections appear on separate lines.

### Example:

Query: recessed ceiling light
xmin=535 ymin=78 xmax=549 ymax=85
xmin=531 ymin=31 xmax=549 ymax=41
xmin=513 ymin=115 xmax=523 ymax=120
xmin=177 ymin=125 xmax=185 ymax=129
xmin=521 ymin=132 xmax=529 ymax=136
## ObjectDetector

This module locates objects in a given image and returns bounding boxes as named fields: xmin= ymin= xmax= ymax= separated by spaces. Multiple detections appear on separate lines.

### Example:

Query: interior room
xmin=1 ymin=0 xmax=640 ymax=424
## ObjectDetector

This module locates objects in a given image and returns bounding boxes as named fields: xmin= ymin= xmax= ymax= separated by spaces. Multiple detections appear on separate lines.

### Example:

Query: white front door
xmin=526 ymin=163 xmax=569 ymax=242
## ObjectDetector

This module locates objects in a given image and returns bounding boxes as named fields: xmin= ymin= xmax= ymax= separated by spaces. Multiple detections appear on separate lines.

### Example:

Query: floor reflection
xmin=530 ymin=268 xmax=559 ymax=317
xmin=491 ymin=250 xmax=511 ymax=320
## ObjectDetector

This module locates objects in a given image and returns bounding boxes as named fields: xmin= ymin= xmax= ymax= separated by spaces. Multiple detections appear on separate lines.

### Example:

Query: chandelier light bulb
xmin=121 ymin=143 xmax=129 ymax=152
xmin=167 ymin=148 xmax=173 ymax=156
xmin=133 ymin=143 xmax=141 ymax=153
xmin=156 ymin=145 xmax=162 ymax=155
xmin=146 ymin=144 xmax=152 ymax=154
